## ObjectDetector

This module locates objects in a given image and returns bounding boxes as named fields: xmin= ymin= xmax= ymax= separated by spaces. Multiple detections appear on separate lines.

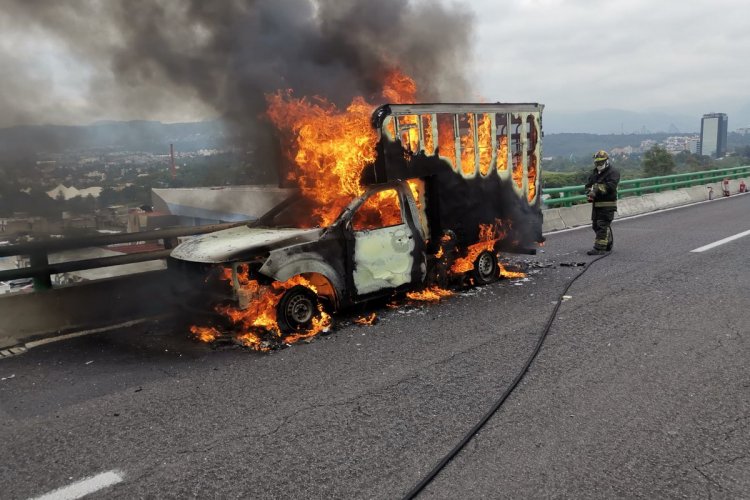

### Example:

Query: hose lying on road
xmin=402 ymin=252 xmax=612 ymax=499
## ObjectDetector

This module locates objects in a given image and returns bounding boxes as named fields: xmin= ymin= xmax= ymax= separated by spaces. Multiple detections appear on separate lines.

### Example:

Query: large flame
xmin=266 ymin=68 xmax=417 ymax=227
xmin=266 ymin=93 xmax=375 ymax=226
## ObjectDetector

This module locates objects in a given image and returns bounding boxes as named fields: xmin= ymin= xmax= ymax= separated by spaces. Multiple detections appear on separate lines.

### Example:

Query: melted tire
xmin=277 ymin=285 xmax=319 ymax=334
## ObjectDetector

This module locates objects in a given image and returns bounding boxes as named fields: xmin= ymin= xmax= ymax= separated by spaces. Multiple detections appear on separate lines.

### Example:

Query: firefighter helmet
xmin=593 ymin=150 xmax=609 ymax=164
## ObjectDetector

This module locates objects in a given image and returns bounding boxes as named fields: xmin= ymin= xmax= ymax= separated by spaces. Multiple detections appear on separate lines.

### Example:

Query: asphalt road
xmin=1 ymin=194 xmax=748 ymax=499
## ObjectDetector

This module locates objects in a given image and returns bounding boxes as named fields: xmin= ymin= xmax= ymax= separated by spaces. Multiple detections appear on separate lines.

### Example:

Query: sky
xmin=0 ymin=0 xmax=748 ymax=132
xmin=470 ymin=0 xmax=750 ymax=129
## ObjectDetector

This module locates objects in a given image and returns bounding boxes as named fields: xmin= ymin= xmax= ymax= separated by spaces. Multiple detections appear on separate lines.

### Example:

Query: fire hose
xmin=402 ymin=251 xmax=612 ymax=499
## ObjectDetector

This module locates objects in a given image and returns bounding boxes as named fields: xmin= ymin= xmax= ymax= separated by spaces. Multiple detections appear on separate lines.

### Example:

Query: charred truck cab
xmin=169 ymin=102 xmax=544 ymax=333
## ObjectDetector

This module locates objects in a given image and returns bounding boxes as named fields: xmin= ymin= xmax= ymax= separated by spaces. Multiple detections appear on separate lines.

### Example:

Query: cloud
xmin=471 ymin=0 xmax=750 ymax=119
xmin=1 ymin=0 xmax=748 ymax=132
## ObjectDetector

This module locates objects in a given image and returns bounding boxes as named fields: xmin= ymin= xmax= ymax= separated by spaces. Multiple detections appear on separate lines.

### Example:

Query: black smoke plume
xmin=1 ymin=0 xmax=473 ymax=179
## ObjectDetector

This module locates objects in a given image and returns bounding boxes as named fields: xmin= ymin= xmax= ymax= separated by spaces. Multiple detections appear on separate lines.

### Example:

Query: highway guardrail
xmin=543 ymin=165 xmax=750 ymax=207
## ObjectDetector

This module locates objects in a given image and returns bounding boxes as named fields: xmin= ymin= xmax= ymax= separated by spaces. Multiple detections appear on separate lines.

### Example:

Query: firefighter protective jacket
xmin=585 ymin=165 xmax=621 ymax=209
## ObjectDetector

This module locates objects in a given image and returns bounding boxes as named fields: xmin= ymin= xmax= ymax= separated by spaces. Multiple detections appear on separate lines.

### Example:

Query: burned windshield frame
xmin=254 ymin=193 xmax=355 ymax=229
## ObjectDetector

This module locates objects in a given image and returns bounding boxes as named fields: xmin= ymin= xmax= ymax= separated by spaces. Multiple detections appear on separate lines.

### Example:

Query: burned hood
xmin=170 ymin=226 xmax=323 ymax=264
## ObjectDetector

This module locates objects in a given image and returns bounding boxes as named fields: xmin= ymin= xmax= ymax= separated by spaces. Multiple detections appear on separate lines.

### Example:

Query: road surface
xmin=1 ymin=194 xmax=748 ymax=499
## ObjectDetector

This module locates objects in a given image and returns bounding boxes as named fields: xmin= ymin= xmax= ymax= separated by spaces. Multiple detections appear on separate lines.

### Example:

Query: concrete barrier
xmin=541 ymin=208 xmax=566 ymax=232
xmin=545 ymin=183 xmax=747 ymax=231
xmin=558 ymin=203 xmax=591 ymax=228
xmin=0 ymin=270 xmax=173 ymax=349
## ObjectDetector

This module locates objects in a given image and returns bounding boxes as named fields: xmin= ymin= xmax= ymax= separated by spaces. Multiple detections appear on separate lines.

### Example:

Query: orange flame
xmin=190 ymin=325 xmax=220 ymax=343
xmin=497 ymin=135 xmax=508 ymax=172
xmin=437 ymin=113 xmax=457 ymax=169
xmin=526 ymin=115 xmax=539 ymax=201
xmin=499 ymin=264 xmax=526 ymax=279
xmin=382 ymin=69 xmax=417 ymax=103
xmin=266 ymin=68 xmax=418 ymax=227
xmin=421 ymin=114 xmax=435 ymax=155
xmin=512 ymin=154 xmax=523 ymax=189
xmin=477 ymin=114 xmax=492 ymax=176
xmin=460 ymin=113 xmax=476 ymax=176
xmin=192 ymin=270 xmax=332 ymax=351
xmin=450 ymin=222 xmax=507 ymax=274
xmin=398 ymin=114 xmax=420 ymax=153
xmin=266 ymin=92 xmax=375 ymax=226
xmin=407 ymin=286 xmax=454 ymax=302
xmin=527 ymin=155 xmax=537 ymax=202
xmin=354 ymin=313 xmax=378 ymax=325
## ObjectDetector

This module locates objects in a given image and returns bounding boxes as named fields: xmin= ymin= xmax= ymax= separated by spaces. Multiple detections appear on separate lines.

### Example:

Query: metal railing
xmin=543 ymin=165 xmax=750 ymax=207
xmin=0 ymin=221 xmax=249 ymax=290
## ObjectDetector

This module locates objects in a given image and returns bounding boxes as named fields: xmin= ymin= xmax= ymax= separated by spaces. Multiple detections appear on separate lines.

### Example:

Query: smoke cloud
xmin=0 ymin=0 xmax=474 ymax=164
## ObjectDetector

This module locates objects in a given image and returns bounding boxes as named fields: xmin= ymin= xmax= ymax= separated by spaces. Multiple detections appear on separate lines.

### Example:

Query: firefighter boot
xmin=587 ymin=248 xmax=608 ymax=255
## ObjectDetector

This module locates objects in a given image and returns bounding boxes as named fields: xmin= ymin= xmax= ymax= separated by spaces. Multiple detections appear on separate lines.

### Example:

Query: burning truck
xmin=168 ymin=99 xmax=544 ymax=349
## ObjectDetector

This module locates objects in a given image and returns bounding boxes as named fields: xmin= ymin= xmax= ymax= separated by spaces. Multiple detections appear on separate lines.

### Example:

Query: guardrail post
xmin=29 ymin=250 xmax=52 ymax=290
xmin=163 ymin=237 xmax=179 ymax=250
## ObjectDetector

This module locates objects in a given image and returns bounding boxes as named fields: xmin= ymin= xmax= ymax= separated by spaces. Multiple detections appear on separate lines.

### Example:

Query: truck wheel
xmin=277 ymin=285 xmax=319 ymax=333
xmin=473 ymin=250 xmax=498 ymax=285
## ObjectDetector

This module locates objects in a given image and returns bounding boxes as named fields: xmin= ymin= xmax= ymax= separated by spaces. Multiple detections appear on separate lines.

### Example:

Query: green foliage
xmin=541 ymin=171 xmax=588 ymax=188
xmin=642 ymin=145 xmax=675 ymax=177
xmin=672 ymin=151 xmax=712 ymax=172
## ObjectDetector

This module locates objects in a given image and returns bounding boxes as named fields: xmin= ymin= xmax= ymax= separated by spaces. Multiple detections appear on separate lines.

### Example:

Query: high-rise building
xmin=699 ymin=113 xmax=728 ymax=158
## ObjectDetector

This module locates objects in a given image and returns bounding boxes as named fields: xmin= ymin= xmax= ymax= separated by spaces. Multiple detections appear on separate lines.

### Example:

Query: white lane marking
xmin=30 ymin=470 xmax=124 ymax=500
xmin=691 ymin=229 xmax=750 ymax=253
xmin=24 ymin=314 xmax=170 ymax=350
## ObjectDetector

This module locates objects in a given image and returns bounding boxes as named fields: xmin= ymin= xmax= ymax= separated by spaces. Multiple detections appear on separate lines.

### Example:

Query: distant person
xmin=584 ymin=150 xmax=620 ymax=255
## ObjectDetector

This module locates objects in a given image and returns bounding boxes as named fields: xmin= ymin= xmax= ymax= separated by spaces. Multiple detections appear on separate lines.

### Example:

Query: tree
xmin=642 ymin=145 xmax=675 ymax=177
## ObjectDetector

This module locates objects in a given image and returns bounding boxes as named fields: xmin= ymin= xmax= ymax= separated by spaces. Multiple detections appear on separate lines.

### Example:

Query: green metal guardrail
xmin=543 ymin=165 xmax=750 ymax=207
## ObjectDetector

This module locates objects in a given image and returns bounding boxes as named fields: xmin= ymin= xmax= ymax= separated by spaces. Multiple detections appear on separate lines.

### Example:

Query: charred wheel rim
xmin=473 ymin=250 xmax=498 ymax=284
xmin=285 ymin=293 xmax=315 ymax=324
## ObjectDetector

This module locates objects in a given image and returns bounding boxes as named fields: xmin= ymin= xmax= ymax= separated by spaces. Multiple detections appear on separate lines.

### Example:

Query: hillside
xmin=0 ymin=120 xmax=227 ymax=155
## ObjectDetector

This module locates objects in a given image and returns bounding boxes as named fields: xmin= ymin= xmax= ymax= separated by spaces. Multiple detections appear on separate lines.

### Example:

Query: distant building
xmin=699 ymin=113 xmax=728 ymax=158
xmin=639 ymin=139 xmax=657 ymax=152
xmin=687 ymin=136 xmax=700 ymax=154
xmin=662 ymin=135 xmax=700 ymax=155
xmin=46 ymin=184 xmax=103 ymax=200
xmin=610 ymin=146 xmax=636 ymax=156
xmin=737 ymin=127 xmax=750 ymax=135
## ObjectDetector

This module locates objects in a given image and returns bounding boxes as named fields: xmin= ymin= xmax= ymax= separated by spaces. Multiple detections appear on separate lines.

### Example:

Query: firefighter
xmin=585 ymin=150 xmax=620 ymax=255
